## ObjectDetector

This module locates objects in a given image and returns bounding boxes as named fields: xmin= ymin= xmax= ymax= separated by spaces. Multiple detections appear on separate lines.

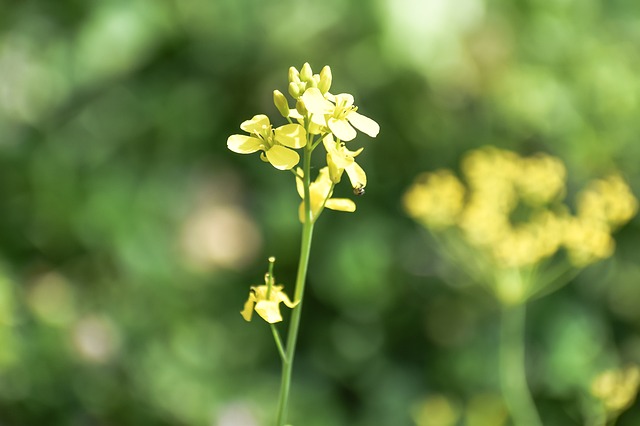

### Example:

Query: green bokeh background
xmin=1 ymin=0 xmax=639 ymax=425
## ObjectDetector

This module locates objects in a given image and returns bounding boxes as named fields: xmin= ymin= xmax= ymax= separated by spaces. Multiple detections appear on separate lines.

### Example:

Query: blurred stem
xmin=275 ymin=134 xmax=314 ymax=426
xmin=499 ymin=302 xmax=543 ymax=426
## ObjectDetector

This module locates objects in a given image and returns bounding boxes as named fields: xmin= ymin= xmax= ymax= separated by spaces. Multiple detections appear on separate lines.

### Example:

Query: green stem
xmin=499 ymin=302 xmax=543 ymax=426
xmin=274 ymin=136 xmax=315 ymax=426
xmin=270 ymin=324 xmax=286 ymax=362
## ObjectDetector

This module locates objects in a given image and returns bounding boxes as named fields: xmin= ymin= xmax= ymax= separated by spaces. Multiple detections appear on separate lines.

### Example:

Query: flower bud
xmin=273 ymin=90 xmax=290 ymax=118
xmin=295 ymin=99 xmax=308 ymax=116
xmin=300 ymin=62 xmax=313 ymax=82
xmin=288 ymin=66 xmax=300 ymax=84
xmin=318 ymin=66 xmax=332 ymax=94
xmin=288 ymin=82 xmax=301 ymax=98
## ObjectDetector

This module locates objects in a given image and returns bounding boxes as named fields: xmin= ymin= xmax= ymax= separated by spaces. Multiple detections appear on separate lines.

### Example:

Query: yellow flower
xmin=591 ymin=365 xmax=640 ymax=413
xmin=296 ymin=167 xmax=356 ymax=223
xmin=322 ymin=134 xmax=367 ymax=188
xmin=301 ymin=88 xmax=379 ymax=141
xmin=240 ymin=282 xmax=298 ymax=324
xmin=403 ymin=170 xmax=466 ymax=229
xmin=227 ymin=114 xmax=306 ymax=170
xmin=577 ymin=174 xmax=638 ymax=228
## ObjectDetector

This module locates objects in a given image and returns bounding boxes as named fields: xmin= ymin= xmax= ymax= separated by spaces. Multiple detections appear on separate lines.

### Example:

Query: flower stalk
xmin=499 ymin=301 xmax=543 ymax=426
xmin=230 ymin=63 xmax=379 ymax=425
xmin=275 ymin=128 xmax=315 ymax=426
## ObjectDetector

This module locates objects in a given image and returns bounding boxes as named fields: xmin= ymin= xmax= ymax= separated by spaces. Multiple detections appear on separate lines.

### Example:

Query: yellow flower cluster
xmin=227 ymin=63 xmax=379 ymax=223
xmin=404 ymin=147 xmax=637 ymax=271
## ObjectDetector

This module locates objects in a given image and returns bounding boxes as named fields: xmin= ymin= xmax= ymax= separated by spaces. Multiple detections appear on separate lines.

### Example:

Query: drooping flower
xmin=241 ymin=281 xmax=298 ymax=323
xmin=322 ymin=134 xmax=367 ymax=189
xmin=301 ymin=88 xmax=379 ymax=141
xmin=296 ymin=167 xmax=356 ymax=223
xmin=227 ymin=114 xmax=306 ymax=170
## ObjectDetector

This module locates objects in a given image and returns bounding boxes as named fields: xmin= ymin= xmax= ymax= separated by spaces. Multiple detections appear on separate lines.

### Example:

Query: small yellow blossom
xmin=591 ymin=365 xmax=640 ymax=413
xmin=577 ymin=174 xmax=638 ymax=227
xmin=227 ymin=114 xmax=306 ymax=170
xmin=516 ymin=153 xmax=566 ymax=205
xmin=296 ymin=167 xmax=356 ymax=223
xmin=403 ymin=170 xmax=466 ymax=229
xmin=301 ymin=88 xmax=380 ymax=141
xmin=563 ymin=216 xmax=615 ymax=267
xmin=241 ymin=282 xmax=298 ymax=324
xmin=323 ymin=134 xmax=367 ymax=188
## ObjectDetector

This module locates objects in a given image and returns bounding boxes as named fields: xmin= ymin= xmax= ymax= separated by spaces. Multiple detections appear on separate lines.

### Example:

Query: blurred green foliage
xmin=0 ymin=0 xmax=639 ymax=425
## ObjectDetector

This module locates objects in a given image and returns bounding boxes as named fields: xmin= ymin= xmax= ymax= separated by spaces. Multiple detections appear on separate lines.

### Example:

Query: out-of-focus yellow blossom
xmin=491 ymin=211 xmax=565 ymax=268
xmin=241 ymin=274 xmax=298 ymax=323
xmin=577 ymin=174 xmax=638 ymax=227
xmin=227 ymin=114 xmax=306 ymax=170
xmin=296 ymin=167 xmax=355 ymax=223
xmin=563 ymin=217 xmax=615 ymax=267
xmin=404 ymin=146 xmax=637 ymax=280
xmin=412 ymin=394 xmax=460 ymax=426
xmin=591 ymin=365 xmax=640 ymax=413
xmin=516 ymin=153 xmax=566 ymax=205
xmin=323 ymin=134 xmax=366 ymax=188
xmin=403 ymin=169 xmax=466 ymax=229
xmin=301 ymin=88 xmax=380 ymax=142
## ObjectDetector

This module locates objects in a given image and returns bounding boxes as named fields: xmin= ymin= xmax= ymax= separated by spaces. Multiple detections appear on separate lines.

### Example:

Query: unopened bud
xmin=273 ymin=90 xmax=290 ymax=118
xmin=289 ymin=66 xmax=300 ymax=84
xmin=295 ymin=99 xmax=308 ymax=116
xmin=318 ymin=66 xmax=332 ymax=94
xmin=288 ymin=81 xmax=301 ymax=98
xmin=300 ymin=62 xmax=313 ymax=82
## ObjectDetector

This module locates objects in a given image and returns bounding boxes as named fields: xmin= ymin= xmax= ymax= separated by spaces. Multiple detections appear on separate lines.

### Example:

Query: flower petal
xmin=328 ymin=117 xmax=357 ymax=141
xmin=325 ymin=198 xmax=356 ymax=212
xmin=265 ymin=145 xmax=300 ymax=170
xmin=347 ymin=111 xmax=379 ymax=138
xmin=275 ymin=124 xmax=306 ymax=148
xmin=301 ymin=87 xmax=334 ymax=115
xmin=334 ymin=93 xmax=354 ymax=108
xmin=240 ymin=293 xmax=257 ymax=321
xmin=346 ymin=161 xmax=367 ymax=188
xmin=240 ymin=114 xmax=270 ymax=133
xmin=227 ymin=135 xmax=263 ymax=153
xmin=255 ymin=300 xmax=283 ymax=323
xmin=277 ymin=291 xmax=299 ymax=308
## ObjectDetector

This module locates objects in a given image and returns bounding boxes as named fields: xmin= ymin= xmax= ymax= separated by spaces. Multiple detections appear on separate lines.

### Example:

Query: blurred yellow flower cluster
xmin=404 ymin=146 xmax=637 ymax=302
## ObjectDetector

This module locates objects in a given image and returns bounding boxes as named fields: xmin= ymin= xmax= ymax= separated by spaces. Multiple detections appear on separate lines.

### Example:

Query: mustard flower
xmin=296 ymin=167 xmax=356 ymax=223
xmin=322 ymin=134 xmax=367 ymax=188
xmin=301 ymin=88 xmax=380 ymax=141
xmin=241 ymin=281 xmax=298 ymax=324
xmin=227 ymin=114 xmax=306 ymax=170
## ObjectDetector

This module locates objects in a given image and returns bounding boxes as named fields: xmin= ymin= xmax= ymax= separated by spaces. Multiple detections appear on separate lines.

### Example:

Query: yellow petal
xmin=240 ymin=293 xmax=257 ymax=322
xmin=325 ymin=198 xmax=356 ymax=212
xmin=227 ymin=135 xmax=263 ymax=153
xmin=334 ymin=93 xmax=355 ymax=108
xmin=275 ymin=124 xmax=307 ymax=148
xmin=301 ymin=87 xmax=334 ymax=115
xmin=255 ymin=300 xmax=283 ymax=323
xmin=240 ymin=114 xmax=270 ymax=133
xmin=328 ymin=117 xmax=357 ymax=141
xmin=347 ymin=111 xmax=379 ymax=138
xmin=266 ymin=145 xmax=300 ymax=170
xmin=277 ymin=291 xmax=299 ymax=309
xmin=346 ymin=162 xmax=367 ymax=188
